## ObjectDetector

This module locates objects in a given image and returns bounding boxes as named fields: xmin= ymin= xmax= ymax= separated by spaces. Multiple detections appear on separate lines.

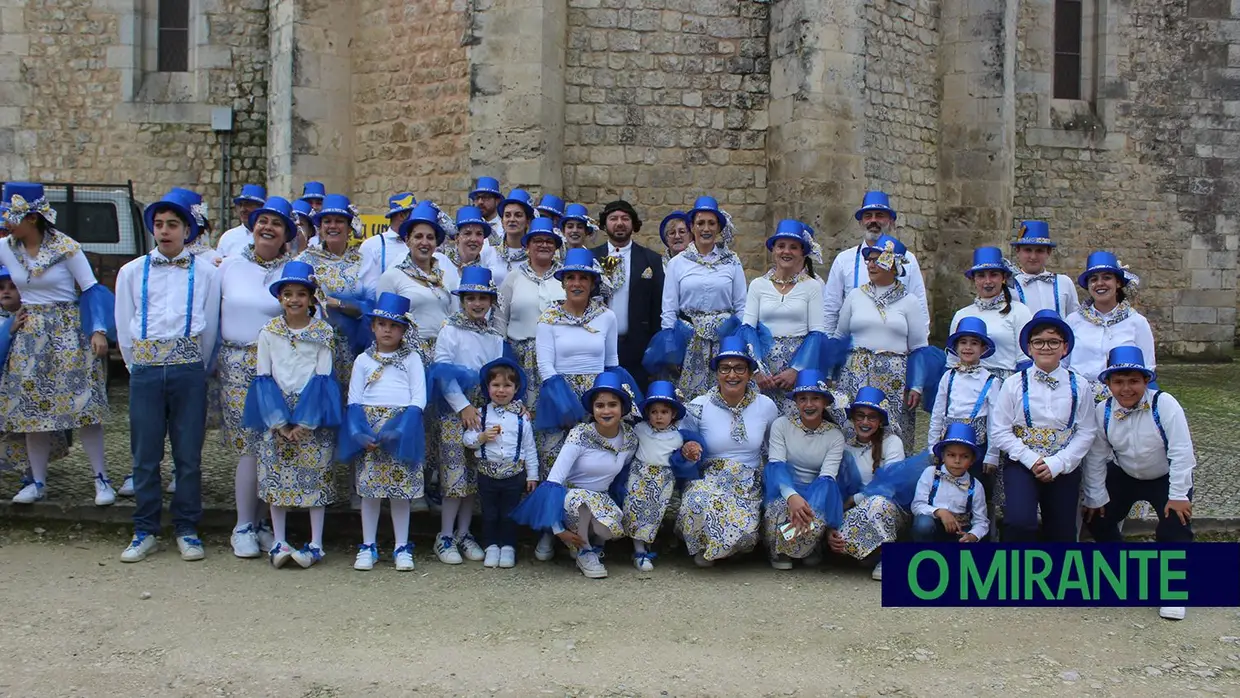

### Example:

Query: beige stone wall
xmin=350 ymin=0 xmax=470 ymax=214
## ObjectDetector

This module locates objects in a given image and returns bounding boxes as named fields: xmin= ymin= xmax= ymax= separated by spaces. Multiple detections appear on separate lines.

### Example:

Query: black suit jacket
xmin=591 ymin=241 xmax=664 ymax=391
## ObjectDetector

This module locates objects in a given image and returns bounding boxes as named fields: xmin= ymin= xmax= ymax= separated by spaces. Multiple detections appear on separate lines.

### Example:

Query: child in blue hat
xmin=242 ymin=261 xmax=342 ymax=569
xmin=1066 ymin=250 xmax=1155 ymax=404
xmin=1009 ymin=220 xmax=1079 ymax=317
xmin=621 ymin=380 xmax=703 ymax=572
xmin=949 ymin=246 xmax=1033 ymax=379
xmin=912 ymin=422 xmax=989 ymax=542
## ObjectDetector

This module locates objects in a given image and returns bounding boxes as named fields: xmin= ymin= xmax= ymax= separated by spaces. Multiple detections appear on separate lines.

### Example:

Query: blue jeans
xmin=129 ymin=362 xmax=207 ymax=536
xmin=912 ymin=514 xmax=985 ymax=542
xmin=478 ymin=472 xmax=525 ymax=548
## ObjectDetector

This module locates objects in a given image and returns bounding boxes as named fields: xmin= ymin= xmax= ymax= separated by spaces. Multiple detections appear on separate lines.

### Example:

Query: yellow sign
xmin=358 ymin=214 xmax=389 ymax=240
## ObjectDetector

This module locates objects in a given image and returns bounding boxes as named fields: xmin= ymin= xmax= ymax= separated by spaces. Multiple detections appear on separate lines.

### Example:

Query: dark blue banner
xmin=881 ymin=543 xmax=1240 ymax=607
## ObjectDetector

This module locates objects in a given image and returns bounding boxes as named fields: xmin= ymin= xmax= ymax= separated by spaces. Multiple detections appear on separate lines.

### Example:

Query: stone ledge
xmin=114 ymin=101 xmax=222 ymax=126
xmin=1024 ymin=127 xmax=1126 ymax=151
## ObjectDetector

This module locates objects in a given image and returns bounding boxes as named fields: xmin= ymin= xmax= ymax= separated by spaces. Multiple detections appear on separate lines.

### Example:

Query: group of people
xmin=0 ymin=179 xmax=1197 ymax=619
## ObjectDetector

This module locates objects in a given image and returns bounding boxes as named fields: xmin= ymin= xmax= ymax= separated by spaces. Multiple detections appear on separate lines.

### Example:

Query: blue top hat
xmin=479 ymin=357 xmax=527 ymax=404
xmin=0 ymin=264 xmax=10 ymax=281
xmin=1097 ymin=345 xmax=1156 ymax=383
xmin=168 ymin=187 xmax=209 ymax=227
xmin=581 ymin=371 xmax=634 ymax=417
xmin=536 ymin=194 xmax=565 ymax=218
xmin=522 ymin=216 xmax=563 ymax=248
xmin=861 ymin=234 xmax=907 ymax=272
xmin=562 ymin=203 xmax=592 ymax=228
xmin=300 ymin=182 xmax=326 ymax=202
xmin=385 ymin=192 xmax=417 ymax=219
xmin=366 ymin=292 xmax=413 ymax=326
xmin=855 ymin=191 xmax=897 ymax=221
xmin=947 ymin=316 xmax=996 ymax=359
xmin=639 ymin=380 xmax=686 ymax=421
xmin=1011 ymin=220 xmax=1055 ymax=248
xmin=659 ymin=210 xmax=689 ymax=245
xmin=453 ymin=266 xmax=498 ymax=297
xmin=933 ymin=422 xmax=984 ymax=464
xmin=292 ymin=199 xmax=313 ymax=222
xmin=1019 ymin=309 xmax=1075 ymax=356
xmin=455 ymin=205 xmax=488 ymax=231
xmin=232 ymin=183 xmax=266 ymax=206
xmin=247 ymin=196 xmax=297 ymax=242
xmin=500 ymin=189 xmax=535 ymax=220
xmin=268 ymin=260 xmax=318 ymax=298
xmin=1077 ymin=250 xmax=1135 ymax=290
xmin=554 ymin=247 xmax=601 ymax=286
xmin=802 ymin=223 xmax=817 ymax=238
xmin=313 ymin=194 xmax=353 ymax=227
xmin=710 ymin=334 xmax=758 ymax=371
xmin=144 ymin=189 xmax=201 ymax=243
xmin=791 ymin=369 xmax=834 ymax=403
xmin=470 ymin=176 xmax=502 ymax=200
xmin=688 ymin=195 xmax=725 ymax=228
xmin=766 ymin=218 xmax=812 ymax=254
xmin=2 ymin=182 xmax=45 ymax=206
xmin=398 ymin=200 xmax=446 ymax=245
xmin=2 ymin=182 xmax=55 ymax=228
xmin=847 ymin=386 xmax=891 ymax=425
xmin=964 ymin=246 xmax=1012 ymax=279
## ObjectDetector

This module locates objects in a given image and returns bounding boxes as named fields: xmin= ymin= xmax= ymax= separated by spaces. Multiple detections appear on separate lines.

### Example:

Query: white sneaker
xmin=177 ymin=534 xmax=205 ymax=561
xmin=118 ymin=476 xmax=135 ymax=497
xmin=770 ymin=554 xmax=794 ymax=571
xmin=255 ymin=522 xmax=276 ymax=553
xmin=499 ymin=546 xmax=516 ymax=569
xmin=269 ymin=541 xmax=294 ymax=568
xmin=1159 ymin=606 xmax=1186 ymax=620
xmin=354 ymin=543 xmax=379 ymax=571
xmin=230 ymin=524 xmax=261 ymax=559
xmin=576 ymin=548 xmax=608 ymax=579
xmin=291 ymin=543 xmax=324 ymax=568
xmin=393 ymin=544 xmax=415 ymax=571
xmin=871 ymin=561 xmax=884 ymax=581
xmin=483 ymin=545 xmax=501 ymax=568
xmin=120 ymin=532 xmax=158 ymax=562
xmin=457 ymin=533 xmax=485 ymax=562
xmin=633 ymin=551 xmax=655 ymax=572
xmin=434 ymin=534 xmax=463 ymax=564
xmin=93 ymin=475 xmax=116 ymax=507
xmin=534 ymin=532 xmax=555 ymax=561
xmin=11 ymin=480 xmax=45 ymax=504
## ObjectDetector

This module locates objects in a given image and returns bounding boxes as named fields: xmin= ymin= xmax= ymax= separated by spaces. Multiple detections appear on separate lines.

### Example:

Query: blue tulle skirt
xmin=642 ymin=321 xmax=693 ymax=376
xmin=762 ymin=461 xmax=845 ymax=529
xmin=327 ymin=292 xmax=375 ymax=355
xmin=716 ymin=314 xmax=743 ymax=342
xmin=732 ymin=322 xmax=774 ymax=361
xmin=859 ymin=449 xmax=933 ymax=510
xmin=790 ymin=332 xmax=851 ymax=379
xmin=241 ymin=376 xmax=292 ymax=431
xmin=533 ymin=375 xmax=587 ymax=431
xmin=907 ymin=346 xmax=948 ymax=414
xmin=837 ymin=451 xmax=863 ymax=502
xmin=377 ymin=406 xmax=426 ymax=464
xmin=0 ymin=314 xmax=14 ymax=374
xmin=427 ymin=362 xmax=481 ymax=412
xmin=337 ymin=403 xmax=376 ymax=462
xmin=79 ymin=284 xmax=116 ymax=341
xmin=510 ymin=481 xmax=568 ymax=531
xmin=290 ymin=374 xmax=343 ymax=429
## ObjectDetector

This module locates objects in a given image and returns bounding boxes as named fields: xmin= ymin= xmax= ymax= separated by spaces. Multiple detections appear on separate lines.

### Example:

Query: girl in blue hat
xmin=657 ymin=211 xmax=691 ymax=268
xmin=216 ymin=184 xmax=267 ymax=259
xmin=0 ymin=182 xmax=119 ymax=507
xmin=1066 ymin=250 xmax=1155 ymax=403
xmin=948 ymin=246 xmax=1033 ymax=380
xmin=215 ymin=196 xmax=296 ymax=559
xmin=428 ymin=266 xmax=506 ymax=565
xmin=560 ymin=203 xmax=598 ymax=252
xmin=443 ymin=205 xmax=502 ymax=282
xmin=494 ymin=190 xmax=536 ymax=280
xmin=340 ymin=292 xmax=428 ymax=572
xmin=242 ymin=261 xmax=342 ymax=569
xmin=762 ymin=370 xmax=847 ymax=570
xmin=911 ymin=422 xmax=989 ymax=543
xmin=659 ymin=195 xmax=748 ymax=400
xmin=676 ymin=336 xmax=782 ymax=567
xmin=621 ymin=380 xmax=704 ymax=572
xmin=1009 ymin=220 xmax=1080 ymax=317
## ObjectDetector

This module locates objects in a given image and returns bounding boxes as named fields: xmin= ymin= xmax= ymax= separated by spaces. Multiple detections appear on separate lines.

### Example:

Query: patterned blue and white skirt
xmin=217 ymin=342 xmax=262 ymax=455
xmin=763 ymin=495 xmax=827 ymax=559
xmin=0 ymin=302 xmax=107 ymax=432
xmin=838 ymin=348 xmax=914 ymax=454
xmin=839 ymin=494 xmax=908 ymax=560
xmin=622 ymin=459 xmax=675 ymax=543
xmin=762 ymin=335 xmax=801 ymax=415
xmin=439 ymin=386 xmax=481 ymax=498
xmin=356 ymin=405 xmax=424 ymax=500
xmin=676 ymin=457 xmax=762 ymax=560
xmin=676 ymin=310 xmax=733 ymax=401
xmin=564 ymin=487 xmax=625 ymax=538
xmin=256 ymin=392 xmax=337 ymax=508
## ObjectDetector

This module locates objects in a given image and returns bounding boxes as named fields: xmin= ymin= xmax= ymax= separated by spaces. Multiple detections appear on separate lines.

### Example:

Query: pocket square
xmin=641 ymin=267 xmax=653 ymax=279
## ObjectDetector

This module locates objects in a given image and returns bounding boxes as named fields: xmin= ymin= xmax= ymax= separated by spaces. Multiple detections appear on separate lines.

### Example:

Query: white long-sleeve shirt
xmin=742 ymin=276 xmax=826 ymax=338
xmin=432 ymin=324 xmax=505 ymax=413
xmin=823 ymin=241 xmax=928 ymax=335
xmin=948 ymin=300 xmax=1035 ymax=373
xmin=835 ymin=284 xmax=930 ymax=355
xmin=633 ymin=421 xmax=684 ymax=466
xmin=545 ymin=424 xmax=634 ymax=491
xmin=1066 ymin=307 xmax=1156 ymax=383
xmin=767 ymin=415 xmax=845 ymax=500
xmin=1081 ymin=389 xmax=1196 ymax=507
xmin=347 ymin=349 xmax=427 ymax=409
xmin=845 ymin=433 xmax=906 ymax=486
xmin=927 ymin=366 xmax=1001 ymax=465
xmin=217 ymin=256 xmax=287 ymax=345
xmin=660 ymin=252 xmax=747 ymax=329
xmin=1012 ymin=271 xmax=1079 ymax=317
xmin=495 ymin=265 xmax=565 ymax=340
xmin=464 ymin=404 xmax=540 ymax=480
xmin=604 ymin=241 xmax=633 ymax=335
xmin=256 ymin=321 xmax=334 ymax=395
xmin=989 ymin=366 xmax=1098 ymax=478
xmin=0 ymin=236 xmax=100 ymax=304
xmin=215 ymin=225 xmax=251 ymax=258
xmin=535 ymin=308 xmax=619 ymax=378
xmin=376 ymin=254 xmax=460 ymax=341
xmin=911 ymin=466 xmax=990 ymax=539
xmin=681 ymin=392 xmax=780 ymax=464
xmin=358 ymin=229 xmax=408 ymax=294
xmin=114 ymin=249 xmax=221 ymax=368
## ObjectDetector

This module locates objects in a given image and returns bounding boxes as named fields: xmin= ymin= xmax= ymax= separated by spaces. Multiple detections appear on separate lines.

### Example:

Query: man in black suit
xmin=591 ymin=200 xmax=664 ymax=392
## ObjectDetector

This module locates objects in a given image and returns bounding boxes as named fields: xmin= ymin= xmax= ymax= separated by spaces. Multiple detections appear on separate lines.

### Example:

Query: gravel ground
xmin=1 ymin=523 xmax=1239 ymax=698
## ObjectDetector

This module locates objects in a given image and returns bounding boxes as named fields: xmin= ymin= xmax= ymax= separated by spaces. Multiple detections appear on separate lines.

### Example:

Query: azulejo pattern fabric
xmin=7 ymin=229 xmax=78 ymax=278
xmin=297 ymin=245 xmax=364 ymax=387
xmin=216 ymin=342 xmax=262 ymax=454
xmin=763 ymin=496 xmax=826 ymax=559
xmin=1012 ymin=424 xmax=1076 ymax=458
xmin=0 ymin=302 xmax=108 ymax=432
xmin=838 ymin=347 xmax=913 ymax=453
xmin=761 ymin=335 xmax=800 ymax=415
xmin=355 ymin=405 xmax=425 ymax=500
xmin=256 ymin=390 xmax=336 ymax=508
xmin=677 ymin=309 xmax=733 ymax=400
xmin=535 ymin=373 xmax=595 ymax=480
xmin=439 ymin=386 xmax=481 ymax=498
xmin=622 ymin=459 xmax=675 ymax=543
xmin=563 ymin=487 xmax=625 ymax=538
xmin=511 ymin=337 xmax=540 ymax=411
xmin=131 ymin=336 xmax=202 ymax=366
xmin=676 ymin=457 xmax=762 ymax=561
xmin=838 ymin=494 xmax=908 ymax=560
xmin=0 ymin=429 xmax=69 ymax=473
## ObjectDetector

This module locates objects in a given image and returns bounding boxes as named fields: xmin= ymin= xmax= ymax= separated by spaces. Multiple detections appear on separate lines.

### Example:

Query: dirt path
xmin=1 ymin=528 xmax=1238 ymax=697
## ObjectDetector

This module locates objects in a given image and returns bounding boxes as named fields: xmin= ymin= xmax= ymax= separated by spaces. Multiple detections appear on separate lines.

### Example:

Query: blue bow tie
xmin=1034 ymin=371 xmax=1060 ymax=390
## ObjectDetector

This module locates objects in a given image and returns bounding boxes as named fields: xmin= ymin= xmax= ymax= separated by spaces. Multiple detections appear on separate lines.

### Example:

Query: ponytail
xmin=804 ymin=258 xmax=816 ymax=279
xmin=870 ymin=425 xmax=885 ymax=473
xmin=1000 ymin=285 xmax=1013 ymax=316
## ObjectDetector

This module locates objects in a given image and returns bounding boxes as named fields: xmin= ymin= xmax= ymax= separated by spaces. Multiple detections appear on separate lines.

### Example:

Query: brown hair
xmin=869 ymin=424 xmax=886 ymax=474
xmin=486 ymin=364 xmax=518 ymax=386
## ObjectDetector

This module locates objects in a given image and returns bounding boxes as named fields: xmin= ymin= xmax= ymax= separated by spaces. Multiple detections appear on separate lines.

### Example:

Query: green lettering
xmin=1057 ymin=550 xmax=1090 ymax=601
xmin=1129 ymin=550 xmax=1158 ymax=600
xmin=1009 ymin=545 xmax=1019 ymax=601
xmin=962 ymin=550 xmax=1004 ymax=600
xmin=1092 ymin=549 xmax=1126 ymax=600
xmin=1023 ymin=550 xmax=1055 ymax=600
xmin=1159 ymin=550 xmax=1188 ymax=601
xmin=909 ymin=551 xmax=949 ymax=600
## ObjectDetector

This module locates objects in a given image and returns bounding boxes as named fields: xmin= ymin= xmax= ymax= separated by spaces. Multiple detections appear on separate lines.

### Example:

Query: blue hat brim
xmin=456 ymin=217 xmax=489 ymax=230
xmin=537 ymin=205 xmax=565 ymax=218
xmin=709 ymin=351 xmax=758 ymax=372
xmin=1010 ymin=238 xmax=1056 ymax=248
xmin=964 ymin=263 xmax=1011 ymax=279
xmin=790 ymin=386 xmax=834 ymax=403
xmin=1077 ymin=265 xmax=1129 ymax=290
xmin=553 ymin=264 xmax=600 ymax=282
xmin=765 ymin=232 xmax=811 ymax=254
xmin=1019 ymin=316 xmax=1075 ymax=356
xmin=581 ymin=385 xmax=633 ymax=417
xmin=846 ymin=401 xmax=889 ymax=424
xmin=471 ymin=187 xmax=502 ymax=199
xmin=144 ymin=200 xmax=201 ymax=244
xmin=312 ymin=207 xmax=353 ymax=227
xmin=232 ymin=195 xmax=265 ymax=205
xmin=268 ymin=276 xmax=317 ymax=299
xmin=300 ymin=193 xmax=325 ymax=202
xmin=639 ymin=396 xmax=686 ymax=421
xmin=247 ymin=208 xmax=297 ymax=242
xmin=479 ymin=357 xmax=527 ymax=403
xmin=452 ymin=284 xmax=498 ymax=297
xmin=399 ymin=217 xmax=445 ymax=245
xmin=500 ymin=198 xmax=535 ymax=220
xmin=1097 ymin=364 xmax=1155 ymax=383
xmin=946 ymin=329 xmax=997 ymax=360
xmin=932 ymin=438 xmax=983 ymax=464
xmin=854 ymin=204 xmax=896 ymax=221
xmin=365 ymin=309 xmax=412 ymax=325
xmin=688 ymin=207 xmax=724 ymax=226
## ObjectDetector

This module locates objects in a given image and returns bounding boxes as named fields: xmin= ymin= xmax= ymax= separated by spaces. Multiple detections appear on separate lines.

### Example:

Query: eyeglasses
xmin=852 ymin=412 xmax=883 ymax=423
xmin=716 ymin=364 xmax=750 ymax=375
xmin=1029 ymin=338 xmax=1064 ymax=350
xmin=529 ymin=238 xmax=557 ymax=247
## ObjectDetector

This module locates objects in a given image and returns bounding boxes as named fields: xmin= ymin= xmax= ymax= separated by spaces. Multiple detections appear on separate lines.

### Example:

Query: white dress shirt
xmin=990 ymin=365 xmax=1098 ymax=477
xmin=844 ymin=433 xmax=906 ymax=486
xmin=492 ymin=244 xmax=528 ymax=289
xmin=358 ymin=228 xmax=408 ymax=294
xmin=634 ymin=421 xmax=685 ymax=466
xmin=114 ymin=249 xmax=221 ymax=368
xmin=911 ymin=466 xmax=990 ymax=539
xmin=605 ymin=241 xmax=633 ymax=335
xmin=215 ymin=225 xmax=251 ymax=258
xmin=535 ymin=308 xmax=619 ymax=378
xmin=432 ymin=324 xmax=505 ymax=413
xmin=681 ymin=393 xmax=781 ymax=464
xmin=1081 ymin=389 xmax=1196 ymax=507
xmin=495 ymin=265 xmax=565 ymax=340
xmin=0 ymin=238 xmax=100 ymax=304
xmin=835 ymin=284 xmax=930 ymax=355
xmin=927 ymin=366 xmax=1001 ymax=465
xmin=660 ymin=251 xmax=747 ymax=329
xmin=375 ymin=253 xmax=460 ymax=341
xmin=347 ymin=349 xmax=427 ymax=409
xmin=464 ymin=404 xmax=540 ymax=480
xmin=767 ymin=416 xmax=846 ymax=499
xmin=823 ymin=241 xmax=928 ymax=335
xmin=256 ymin=322 xmax=334 ymax=395
xmin=546 ymin=425 xmax=634 ymax=491
xmin=1066 ymin=307 xmax=1156 ymax=383
xmin=488 ymin=217 xmax=503 ymax=240
xmin=949 ymin=300 xmax=1034 ymax=373
xmin=217 ymin=255 xmax=288 ymax=345
xmin=1012 ymin=270 xmax=1079 ymax=317
xmin=742 ymin=276 xmax=826 ymax=338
